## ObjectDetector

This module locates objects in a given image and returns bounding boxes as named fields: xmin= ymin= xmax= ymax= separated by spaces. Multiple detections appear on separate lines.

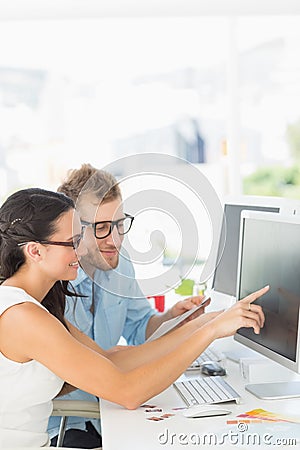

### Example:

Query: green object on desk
xmin=175 ymin=279 xmax=194 ymax=296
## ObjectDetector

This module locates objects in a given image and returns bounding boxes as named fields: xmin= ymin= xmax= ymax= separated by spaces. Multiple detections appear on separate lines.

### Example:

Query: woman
xmin=0 ymin=188 xmax=268 ymax=447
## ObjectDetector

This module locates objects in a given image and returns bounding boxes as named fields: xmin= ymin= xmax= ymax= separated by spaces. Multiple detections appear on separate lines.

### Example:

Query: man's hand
xmin=169 ymin=296 xmax=211 ymax=320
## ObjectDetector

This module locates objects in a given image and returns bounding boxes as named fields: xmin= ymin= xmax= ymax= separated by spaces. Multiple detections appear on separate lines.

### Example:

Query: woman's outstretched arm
xmin=0 ymin=286 xmax=268 ymax=410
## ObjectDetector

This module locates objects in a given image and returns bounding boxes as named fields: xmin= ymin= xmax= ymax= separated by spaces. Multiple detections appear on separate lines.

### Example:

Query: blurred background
xmin=1 ymin=1 xmax=300 ymax=291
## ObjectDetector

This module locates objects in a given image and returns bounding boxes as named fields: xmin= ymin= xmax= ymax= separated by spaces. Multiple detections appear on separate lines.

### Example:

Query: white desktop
xmin=101 ymin=341 xmax=300 ymax=449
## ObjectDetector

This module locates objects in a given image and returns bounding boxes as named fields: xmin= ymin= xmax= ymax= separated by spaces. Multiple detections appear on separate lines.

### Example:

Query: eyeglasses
xmin=17 ymin=229 xmax=84 ymax=250
xmin=81 ymin=213 xmax=134 ymax=239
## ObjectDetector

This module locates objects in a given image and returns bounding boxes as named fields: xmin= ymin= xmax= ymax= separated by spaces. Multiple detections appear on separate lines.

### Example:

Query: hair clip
xmin=10 ymin=218 xmax=22 ymax=226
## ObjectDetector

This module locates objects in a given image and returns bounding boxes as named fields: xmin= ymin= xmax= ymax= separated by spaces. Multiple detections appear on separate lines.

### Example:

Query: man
xmin=49 ymin=164 xmax=206 ymax=447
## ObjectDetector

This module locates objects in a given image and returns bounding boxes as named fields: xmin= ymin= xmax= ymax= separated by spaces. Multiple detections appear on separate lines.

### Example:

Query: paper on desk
xmin=146 ymin=296 xmax=208 ymax=342
xmin=238 ymin=408 xmax=300 ymax=424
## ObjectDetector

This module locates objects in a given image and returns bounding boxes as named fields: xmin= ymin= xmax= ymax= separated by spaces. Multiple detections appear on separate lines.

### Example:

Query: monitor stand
xmin=245 ymin=381 xmax=300 ymax=399
xmin=224 ymin=346 xmax=261 ymax=363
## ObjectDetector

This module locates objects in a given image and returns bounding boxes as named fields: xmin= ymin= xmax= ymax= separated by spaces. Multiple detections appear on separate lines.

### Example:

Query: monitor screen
xmin=235 ymin=211 xmax=300 ymax=374
xmin=212 ymin=202 xmax=280 ymax=296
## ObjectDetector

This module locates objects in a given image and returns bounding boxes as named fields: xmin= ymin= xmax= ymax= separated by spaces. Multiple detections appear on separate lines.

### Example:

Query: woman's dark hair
xmin=0 ymin=187 xmax=78 ymax=328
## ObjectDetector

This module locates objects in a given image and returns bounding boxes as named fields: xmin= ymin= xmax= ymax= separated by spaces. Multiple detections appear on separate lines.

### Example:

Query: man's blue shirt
xmin=48 ymin=254 xmax=155 ymax=437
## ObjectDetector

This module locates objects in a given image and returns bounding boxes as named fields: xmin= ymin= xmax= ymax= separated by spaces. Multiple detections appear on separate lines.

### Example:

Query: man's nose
xmin=107 ymin=224 xmax=122 ymax=246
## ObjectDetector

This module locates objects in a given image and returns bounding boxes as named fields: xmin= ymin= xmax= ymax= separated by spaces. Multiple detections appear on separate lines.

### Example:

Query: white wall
xmin=0 ymin=0 xmax=300 ymax=20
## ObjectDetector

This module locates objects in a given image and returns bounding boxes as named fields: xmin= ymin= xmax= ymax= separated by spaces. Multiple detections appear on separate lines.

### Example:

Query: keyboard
xmin=187 ymin=347 xmax=225 ymax=371
xmin=173 ymin=376 xmax=241 ymax=406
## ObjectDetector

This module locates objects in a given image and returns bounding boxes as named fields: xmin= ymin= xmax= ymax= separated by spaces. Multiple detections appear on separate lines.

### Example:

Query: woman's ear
xmin=24 ymin=243 xmax=42 ymax=260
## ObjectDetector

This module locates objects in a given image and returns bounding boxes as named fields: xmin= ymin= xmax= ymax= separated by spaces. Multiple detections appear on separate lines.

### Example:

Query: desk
xmin=101 ymin=338 xmax=300 ymax=449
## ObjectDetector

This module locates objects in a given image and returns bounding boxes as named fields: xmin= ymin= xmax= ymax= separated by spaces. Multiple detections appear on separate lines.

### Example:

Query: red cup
xmin=154 ymin=295 xmax=165 ymax=312
xmin=147 ymin=295 xmax=165 ymax=312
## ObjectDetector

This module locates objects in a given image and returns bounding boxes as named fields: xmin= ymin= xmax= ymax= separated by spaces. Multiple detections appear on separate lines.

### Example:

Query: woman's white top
xmin=0 ymin=286 xmax=64 ymax=448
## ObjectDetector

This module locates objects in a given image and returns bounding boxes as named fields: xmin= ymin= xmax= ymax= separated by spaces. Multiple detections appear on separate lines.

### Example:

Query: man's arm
xmin=66 ymin=311 xmax=221 ymax=371
xmin=121 ymin=259 xmax=209 ymax=344
xmin=65 ymin=311 xmax=222 ymax=370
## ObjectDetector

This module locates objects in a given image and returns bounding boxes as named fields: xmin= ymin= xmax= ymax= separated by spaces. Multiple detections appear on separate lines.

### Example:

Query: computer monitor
xmin=212 ymin=197 xmax=283 ymax=297
xmin=235 ymin=210 xmax=300 ymax=399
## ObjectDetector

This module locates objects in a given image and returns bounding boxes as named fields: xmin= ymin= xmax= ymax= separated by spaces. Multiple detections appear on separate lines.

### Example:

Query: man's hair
xmin=58 ymin=163 xmax=121 ymax=204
